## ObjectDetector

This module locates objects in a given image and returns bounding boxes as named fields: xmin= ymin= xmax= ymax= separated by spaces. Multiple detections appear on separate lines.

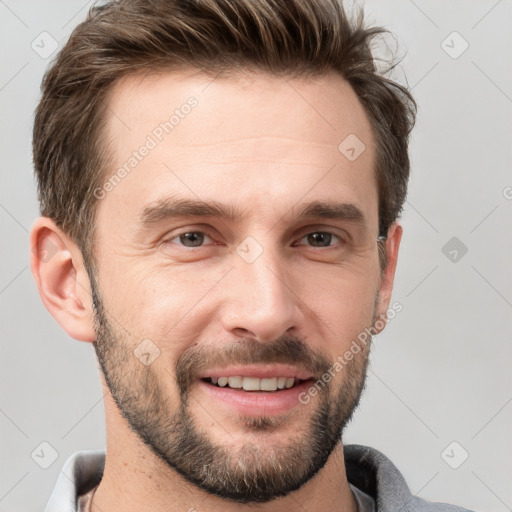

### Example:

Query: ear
xmin=373 ymin=222 xmax=403 ymax=334
xmin=30 ymin=217 xmax=95 ymax=342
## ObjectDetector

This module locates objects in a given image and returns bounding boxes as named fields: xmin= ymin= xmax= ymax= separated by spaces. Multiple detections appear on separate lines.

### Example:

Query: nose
xmin=220 ymin=249 xmax=301 ymax=343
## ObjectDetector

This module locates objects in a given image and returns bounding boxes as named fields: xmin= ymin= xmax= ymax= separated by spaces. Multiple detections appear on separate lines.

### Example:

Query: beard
xmin=89 ymin=278 xmax=373 ymax=504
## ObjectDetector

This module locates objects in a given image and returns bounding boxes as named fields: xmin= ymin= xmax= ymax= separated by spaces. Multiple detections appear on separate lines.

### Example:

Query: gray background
xmin=1 ymin=0 xmax=511 ymax=510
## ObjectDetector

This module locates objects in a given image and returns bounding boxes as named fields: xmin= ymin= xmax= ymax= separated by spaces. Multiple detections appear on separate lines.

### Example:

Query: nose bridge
xmin=222 ymin=242 xmax=299 ymax=341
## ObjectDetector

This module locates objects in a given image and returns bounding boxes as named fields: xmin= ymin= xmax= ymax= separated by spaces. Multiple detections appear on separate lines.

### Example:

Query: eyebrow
xmin=139 ymin=197 xmax=367 ymax=229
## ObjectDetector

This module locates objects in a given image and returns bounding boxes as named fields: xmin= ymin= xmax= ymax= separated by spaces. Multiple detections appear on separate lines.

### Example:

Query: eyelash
xmin=162 ymin=229 xmax=348 ymax=250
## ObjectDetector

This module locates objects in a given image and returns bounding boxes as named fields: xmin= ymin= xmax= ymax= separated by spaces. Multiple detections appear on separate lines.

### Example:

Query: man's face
xmin=91 ymin=70 xmax=385 ymax=502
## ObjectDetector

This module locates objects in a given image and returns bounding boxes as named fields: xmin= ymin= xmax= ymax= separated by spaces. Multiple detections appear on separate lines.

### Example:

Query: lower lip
xmin=197 ymin=379 xmax=313 ymax=416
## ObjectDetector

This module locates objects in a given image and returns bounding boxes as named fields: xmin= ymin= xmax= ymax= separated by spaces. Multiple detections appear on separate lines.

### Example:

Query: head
xmin=31 ymin=0 xmax=415 ymax=504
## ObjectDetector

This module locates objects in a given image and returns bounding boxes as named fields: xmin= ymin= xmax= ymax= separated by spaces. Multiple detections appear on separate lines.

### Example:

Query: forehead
xmin=99 ymin=69 xmax=377 ymax=231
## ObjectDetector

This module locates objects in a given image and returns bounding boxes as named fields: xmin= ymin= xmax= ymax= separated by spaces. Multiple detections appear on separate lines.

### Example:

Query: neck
xmin=91 ymin=395 xmax=357 ymax=512
xmin=91 ymin=444 xmax=356 ymax=512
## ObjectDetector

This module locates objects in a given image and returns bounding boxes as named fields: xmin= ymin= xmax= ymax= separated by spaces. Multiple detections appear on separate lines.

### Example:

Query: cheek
xmin=303 ymin=268 xmax=378 ymax=353
xmin=104 ymin=264 xmax=220 ymax=354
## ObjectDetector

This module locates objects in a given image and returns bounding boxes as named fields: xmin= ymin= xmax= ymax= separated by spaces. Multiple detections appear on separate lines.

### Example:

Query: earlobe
xmin=373 ymin=222 xmax=403 ymax=334
xmin=30 ymin=217 xmax=95 ymax=342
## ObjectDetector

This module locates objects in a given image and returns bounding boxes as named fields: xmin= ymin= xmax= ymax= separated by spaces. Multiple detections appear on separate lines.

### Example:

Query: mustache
xmin=175 ymin=336 xmax=333 ymax=396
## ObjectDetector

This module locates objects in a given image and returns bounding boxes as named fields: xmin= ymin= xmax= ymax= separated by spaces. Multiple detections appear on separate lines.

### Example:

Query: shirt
xmin=45 ymin=444 xmax=476 ymax=512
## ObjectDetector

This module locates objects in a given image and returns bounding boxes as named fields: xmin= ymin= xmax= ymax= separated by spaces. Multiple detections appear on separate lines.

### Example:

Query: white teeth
xmin=260 ymin=377 xmax=278 ymax=391
xmin=228 ymin=376 xmax=243 ymax=388
xmin=242 ymin=377 xmax=261 ymax=391
xmin=209 ymin=376 xmax=299 ymax=391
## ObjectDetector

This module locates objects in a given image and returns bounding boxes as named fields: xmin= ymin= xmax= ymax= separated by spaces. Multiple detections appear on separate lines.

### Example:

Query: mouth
xmin=196 ymin=366 xmax=316 ymax=416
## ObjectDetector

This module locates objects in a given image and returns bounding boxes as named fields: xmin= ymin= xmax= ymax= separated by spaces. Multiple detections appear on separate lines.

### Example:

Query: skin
xmin=30 ymin=69 xmax=402 ymax=512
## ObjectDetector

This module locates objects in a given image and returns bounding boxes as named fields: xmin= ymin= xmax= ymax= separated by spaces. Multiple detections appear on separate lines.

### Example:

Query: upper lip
xmin=197 ymin=364 xmax=314 ymax=381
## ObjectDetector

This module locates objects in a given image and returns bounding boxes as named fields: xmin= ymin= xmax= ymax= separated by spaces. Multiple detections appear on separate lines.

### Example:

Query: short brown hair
xmin=33 ymin=0 xmax=416 ymax=268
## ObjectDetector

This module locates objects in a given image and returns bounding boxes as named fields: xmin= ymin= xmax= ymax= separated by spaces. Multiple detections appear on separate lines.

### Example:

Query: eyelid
xmin=294 ymin=224 xmax=351 ymax=241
